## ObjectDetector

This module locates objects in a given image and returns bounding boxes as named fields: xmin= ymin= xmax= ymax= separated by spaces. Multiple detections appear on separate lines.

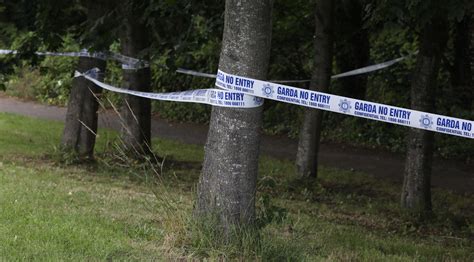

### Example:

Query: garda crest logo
xmin=262 ymin=83 xmax=274 ymax=98
xmin=419 ymin=114 xmax=433 ymax=129
xmin=253 ymin=97 xmax=264 ymax=106
xmin=338 ymin=99 xmax=352 ymax=114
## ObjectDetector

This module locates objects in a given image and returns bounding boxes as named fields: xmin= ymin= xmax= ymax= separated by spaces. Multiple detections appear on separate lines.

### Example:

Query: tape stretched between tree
xmin=176 ymin=53 xmax=415 ymax=82
xmin=2 ymin=48 xmax=411 ymax=78
xmin=77 ymin=68 xmax=473 ymax=139
xmin=74 ymin=69 xmax=263 ymax=108
xmin=2 ymin=48 xmax=472 ymax=139
xmin=215 ymin=70 xmax=474 ymax=140
xmin=0 ymin=49 xmax=149 ymax=69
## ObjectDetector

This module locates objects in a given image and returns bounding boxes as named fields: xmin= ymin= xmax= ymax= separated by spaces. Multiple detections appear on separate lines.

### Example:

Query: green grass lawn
xmin=0 ymin=112 xmax=473 ymax=260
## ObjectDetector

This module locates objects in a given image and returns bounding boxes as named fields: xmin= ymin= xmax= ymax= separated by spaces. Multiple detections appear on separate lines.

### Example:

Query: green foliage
xmin=35 ymin=59 xmax=75 ymax=105
xmin=256 ymin=175 xmax=289 ymax=229
xmin=322 ymin=27 xmax=418 ymax=152
xmin=270 ymin=0 xmax=314 ymax=80
xmin=256 ymin=193 xmax=288 ymax=228
xmin=263 ymin=101 xmax=302 ymax=137
xmin=0 ymin=74 xmax=5 ymax=91
xmin=146 ymin=2 xmax=223 ymax=123
xmin=4 ymin=65 xmax=41 ymax=100
xmin=187 ymin=215 xmax=305 ymax=260
xmin=4 ymin=34 xmax=78 ymax=105
xmin=1 ymin=0 xmax=472 ymax=161
xmin=368 ymin=0 xmax=474 ymax=31
xmin=100 ymin=41 xmax=125 ymax=106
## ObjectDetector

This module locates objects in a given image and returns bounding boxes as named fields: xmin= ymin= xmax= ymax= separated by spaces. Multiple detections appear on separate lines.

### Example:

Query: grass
xmin=0 ymin=112 xmax=473 ymax=260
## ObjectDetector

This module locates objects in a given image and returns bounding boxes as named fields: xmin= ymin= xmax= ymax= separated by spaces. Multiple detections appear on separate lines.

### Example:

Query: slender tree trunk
xmin=295 ymin=0 xmax=334 ymax=178
xmin=196 ymin=0 xmax=273 ymax=234
xmin=401 ymin=16 xmax=448 ymax=215
xmin=120 ymin=5 xmax=152 ymax=157
xmin=335 ymin=0 xmax=369 ymax=99
xmin=61 ymin=57 xmax=106 ymax=160
xmin=452 ymin=15 xmax=472 ymax=110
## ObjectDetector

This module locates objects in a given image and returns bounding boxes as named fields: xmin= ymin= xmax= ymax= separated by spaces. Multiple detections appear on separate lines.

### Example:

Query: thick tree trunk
xmin=295 ymin=0 xmax=334 ymax=178
xmin=196 ymin=0 xmax=273 ymax=234
xmin=452 ymin=15 xmax=472 ymax=110
xmin=401 ymin=17 xmax=448 ymax=215
xmin=334 ymin=0 xmax=369 ymax=99
xmin=120 ymin=5 xmax=152 ymax=157
xmin=60 ymin=0 xmax=110 ymax=161
xmin=61 ymin=57 xmax=106 ymax=160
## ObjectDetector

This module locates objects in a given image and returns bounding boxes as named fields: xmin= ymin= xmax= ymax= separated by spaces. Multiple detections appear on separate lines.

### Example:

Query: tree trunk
xmin=295 ymin=0 xmax=335 ymax=178
xmin=196 ymin=0 xmax=273 ymax=234
xmin=120 ymin=4 xmax=152 ymax=157
xmin=401 ymin=16 xmax=448 ymax=215
xmin=61 ymin=57 xmax=106 ymax=160
xmin=334 ymin=0 xmax=370 ymax=99
xmin=60 ymin=0 xmax=111 ymax=161
xmin=452 ymin=15 xmax=472 ymax=110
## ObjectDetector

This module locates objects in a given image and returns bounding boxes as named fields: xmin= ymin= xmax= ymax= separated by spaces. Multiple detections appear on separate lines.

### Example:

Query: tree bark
xmin=61 ymin=57 xmax=106 ymax=160
xmin=60 ymin=0 xmax=111 ymax=161
xmin=120 ymin=4 xmax=152 ymax=157
xmin=196 ymin=0 xmax=273 ymax=234
xmin=295 ymin=0 xmax=334 ymax=178
xmin=401 ymin=16 xmax=448 ymax=215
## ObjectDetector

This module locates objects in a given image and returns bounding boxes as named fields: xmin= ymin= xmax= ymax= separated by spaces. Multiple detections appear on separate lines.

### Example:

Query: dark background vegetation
xmin=0 ymin=0 xmax=472 ymax=161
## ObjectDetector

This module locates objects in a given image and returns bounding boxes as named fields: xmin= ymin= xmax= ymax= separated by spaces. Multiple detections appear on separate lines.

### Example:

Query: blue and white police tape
xmin=176 ymin=53 xmax=415 ymax=82
xmin=330 ymin=54 xmax=411 ymax=79
xmin=74 ymin=69 xmax=263 ymax=108
xmin=4 ymin=48 xmax=471 ymax=139
xmin=216 ymin=70 xmax=474 ymax=139
xmin=0 ymin=49 xmax=149 ymax=70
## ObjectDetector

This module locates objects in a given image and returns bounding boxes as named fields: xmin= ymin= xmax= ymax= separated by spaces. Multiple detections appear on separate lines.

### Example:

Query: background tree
xmin=61 ymin=57 xmax=107 ymax=160
xmin=119 ymin=1 xmax=152 ymax=158
xmin=0 ymin=0 xmax=108 ymax=161
xmin=398 ymin=0 xmax=474 ymax=216
xmin=61 ymin=0 xmax=115 ymax=160
xmin=196 ymin=0 xmax=274 ymax=236
xmin=295 ymin=0 xmax=335 ymax=178
xmin=401 ymin=14 xmax=448 ymax=215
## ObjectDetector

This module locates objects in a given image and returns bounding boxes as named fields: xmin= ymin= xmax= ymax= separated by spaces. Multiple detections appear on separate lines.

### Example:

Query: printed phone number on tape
xmin=216 ymin=70 xmax=474 ymax=139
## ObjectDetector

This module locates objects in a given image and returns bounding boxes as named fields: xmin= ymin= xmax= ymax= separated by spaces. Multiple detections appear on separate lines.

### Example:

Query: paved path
xmin=1 ymin=94 xmax=472 ymax=193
